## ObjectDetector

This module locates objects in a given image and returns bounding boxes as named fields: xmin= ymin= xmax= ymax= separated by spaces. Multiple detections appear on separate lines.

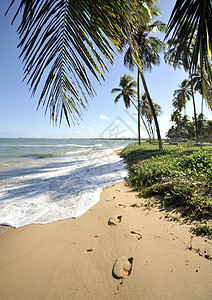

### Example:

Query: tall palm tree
xmin=111 ymin=74 xmax=137 ymax=108
xmin=111 ymin=74 xmax=152 ymax=142
xmin=6 ymin=0 xmax=142 ymax=125
xmin=164 ymin=35 xmax=200 ymax=141
xmin=165 ymin=0 xmax=212 ymax=109
xmin=190 ymin=68 xmax=212 ymax=142
xmin=123 ymin=4 xmax=166 ymax=149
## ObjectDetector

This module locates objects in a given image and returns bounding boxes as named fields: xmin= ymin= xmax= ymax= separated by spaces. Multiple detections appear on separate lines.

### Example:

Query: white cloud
xmin=99 ymin=114 xmax=110 ymax=120
xmin=98 ymin=125 xmax=103 ymax=128
xmin=93 ymin=120 xmax=96 ymax=122
xmin=114 ymin=119 xmax=120 ymax=124
xmin=126 ymin=121 xmax=131 ymax=125
xmin=81 ymin=126 xmax=85 ymax=129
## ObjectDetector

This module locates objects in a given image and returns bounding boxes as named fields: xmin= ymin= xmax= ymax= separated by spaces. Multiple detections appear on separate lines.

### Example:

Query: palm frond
xmin=165 ymin=0 xmax=212 ymax=109
xmin=7 ymin=0 xmax=138 ymax=124
xmin=111 ymin=88 xmax=121 ymax=94
xmin=114 ymin=93 xmax=122 ymax=104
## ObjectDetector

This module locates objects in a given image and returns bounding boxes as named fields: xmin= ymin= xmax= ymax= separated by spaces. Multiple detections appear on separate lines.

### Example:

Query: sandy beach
xmin=0 ymin=180 xmax=211 ymax=300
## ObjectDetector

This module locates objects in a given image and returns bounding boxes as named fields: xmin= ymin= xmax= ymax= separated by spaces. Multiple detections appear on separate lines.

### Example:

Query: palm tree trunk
xmin=131 ymin=99 xmax=152 ymax=141
xmin=140 ymin=71 xmax=163 ymax=150
xmin=200 ymin=94 xmax=204 ymax=148
xmin=137 ymin=69 xmax=141 ymax=145
xmin=189 ymin=72 xmax=199 ymax=141
xmin=150 ymin=123 xmax=155 ymax=140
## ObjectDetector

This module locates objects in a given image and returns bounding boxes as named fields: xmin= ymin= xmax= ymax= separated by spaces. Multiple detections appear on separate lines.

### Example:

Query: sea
xmin=0 ymin=138 xmax=131 ymax=228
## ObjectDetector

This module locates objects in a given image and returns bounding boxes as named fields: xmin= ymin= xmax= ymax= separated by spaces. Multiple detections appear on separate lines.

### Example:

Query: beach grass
xmin=120 ymin=142 xmax=212 ymax=236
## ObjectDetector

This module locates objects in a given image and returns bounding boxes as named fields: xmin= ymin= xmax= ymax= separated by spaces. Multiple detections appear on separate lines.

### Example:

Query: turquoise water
xmin=0 ymin=138 xmax=131 ymax=228
xmin=0 ymin=138 xmax=130 ymax=167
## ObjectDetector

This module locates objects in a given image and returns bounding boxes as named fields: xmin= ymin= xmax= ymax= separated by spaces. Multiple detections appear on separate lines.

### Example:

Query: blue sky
xmin=0 ymin=0 xmax=211 ymax=139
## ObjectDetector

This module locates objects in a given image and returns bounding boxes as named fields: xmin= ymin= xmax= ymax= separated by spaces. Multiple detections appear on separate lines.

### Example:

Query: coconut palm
xmin=165 ymin=0 xmax=212 ymax=109
xmin=171 ymin=110 xmax=182 ymax=132
xmin=173 ymin=79 xmax=191 ymax=115
xmin=141 ymin=93 xmax=162 ymax=141
xmin=6 ymin=0 xmax=142 ymax=125
xmin=111 ymin=74 xmax=152 ymax=142
xmin=122 ymin=3 xmax=166 ymax=149
xmin=111 ymin=74 xmax=137 ymax=108
xmin=190 ymin=68 xmax=212 ymax=142
xmin=164 ymin=36 xmax=199 ymax=141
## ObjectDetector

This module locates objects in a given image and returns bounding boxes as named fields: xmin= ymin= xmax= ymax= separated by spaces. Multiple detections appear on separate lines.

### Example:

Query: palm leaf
xmin=165 ymin=0 xmax=212 ymax=109
xmin=7 ymin=0 xmax=138 ymax=124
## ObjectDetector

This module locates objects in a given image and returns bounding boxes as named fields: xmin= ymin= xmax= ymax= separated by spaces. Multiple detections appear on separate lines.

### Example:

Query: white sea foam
xmin=0 ymin=148 xmax=127 ymax=228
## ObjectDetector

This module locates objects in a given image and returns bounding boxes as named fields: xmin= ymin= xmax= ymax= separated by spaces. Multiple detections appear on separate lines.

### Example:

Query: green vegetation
xmin=120 ymin=142 xmax=212 ymax=235
xmin=190 ymin=225 xmax=212 ymax=238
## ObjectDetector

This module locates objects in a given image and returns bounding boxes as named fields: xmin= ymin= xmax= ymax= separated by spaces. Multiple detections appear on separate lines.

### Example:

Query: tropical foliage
xmin=120 ymin=142 xmax=212 ymax=224
xmin=172 ymin=79 xmax=191 ymax=115
xmin=165 ymin=0 xmax=212 ymax=109
xmin=6 ymin=0 xmax=144 ymax=125
xmin=111 ymin=74 xmax=137 ymax=108
xmin=122 ymin=2 xmax=166 ymax=149
xmin=141 ymin=93 xmax=162 ymax=141
xmin=168 ymin=113 xmax=212 ymax=142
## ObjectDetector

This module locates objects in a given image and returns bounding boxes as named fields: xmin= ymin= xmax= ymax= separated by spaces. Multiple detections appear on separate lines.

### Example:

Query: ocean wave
xmin=0 ymin=148 xmax=127 ymax=228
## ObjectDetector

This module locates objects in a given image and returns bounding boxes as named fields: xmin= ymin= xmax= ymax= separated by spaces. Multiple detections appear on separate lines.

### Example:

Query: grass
xmin=120 ymin=142 xmax=212 ymax=236
xmin=190 ymin=225 xmax=212 ymax=238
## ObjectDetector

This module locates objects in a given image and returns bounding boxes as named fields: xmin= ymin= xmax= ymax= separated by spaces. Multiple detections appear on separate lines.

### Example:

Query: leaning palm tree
xmin=141 ymin=93 xmax=162 ymax=141
xmin=6 ymin=0 xmax=142 ymax=125
xmin=165 ymin=0 xmax=212 ymax=109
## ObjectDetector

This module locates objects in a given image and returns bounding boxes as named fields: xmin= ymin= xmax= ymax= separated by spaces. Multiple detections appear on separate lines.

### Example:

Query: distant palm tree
xmin=171 ymin=110 xmax=182 ymax=132
xmin=173 ymin=79 xmax=191 ymax=115
xmin=111 ymin=74 xmax=152 ymax=142
xmin=111 ymin=74 xmax=137 ymax=109
xmin=165 ymin=0 xmax=212 ymax=109
xmin=190 ymin=68 xmax=212 ymax=142
xmin=141 ymin=93 xmax=162 ymax=141
xmin=164 ymin=35 xmax=199 ymax=141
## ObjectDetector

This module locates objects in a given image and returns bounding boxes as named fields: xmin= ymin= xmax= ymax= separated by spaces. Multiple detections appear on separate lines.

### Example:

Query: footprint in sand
xmin=130 ymin=231 xmax=142 ymax=240
xmin=117 ymin=204 xmax=126 ymax=208
xmin=108 ymin=216 xmax=122 ymax=226
xmin=112 ymin=256 xmax=133 ymax=279
xmin=106 ymin=196 xmax=116 ymax=202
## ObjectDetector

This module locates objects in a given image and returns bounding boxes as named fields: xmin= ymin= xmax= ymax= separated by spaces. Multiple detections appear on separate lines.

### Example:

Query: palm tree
xmin=164 ymin=36 xmax=199 ymax=141
xmin=123 ymin=4 xmax=166 ymax=149
xmin=173 ymin=79 xmax=191 ymax=115
xmin=171 ymin=110 xmax=182 ymax=132
xmin=141 ymin=93 xmax=162 ymax=141
xmin=6 ymin=0 xmax=142 ymax=125
xmin=111 ymin=74 xmax=137 ymax=108
xmin=111 ymin=74 xmax=152 ymax=142
xmin=190 ymin=68 xmax=212 ymax=143
xmin=165 ymin=0 xmax=212 ymax=109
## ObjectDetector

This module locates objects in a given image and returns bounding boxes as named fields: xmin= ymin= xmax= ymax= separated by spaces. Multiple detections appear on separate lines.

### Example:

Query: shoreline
xmin=0 ymin=146 xmax=127 ymax=228
xmin=0 ymin=181 xmax=211 ymax=299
